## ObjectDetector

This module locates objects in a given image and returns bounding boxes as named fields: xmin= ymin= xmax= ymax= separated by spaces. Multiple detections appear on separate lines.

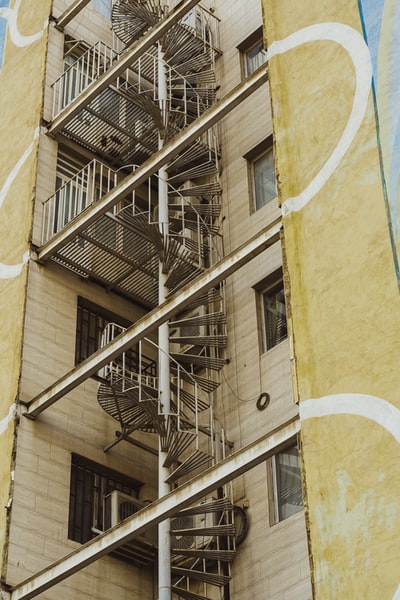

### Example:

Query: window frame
xmin=244 ymin=137 xmax=277 ymax=213
xmin=267 ymin=439 xmax=303 ymax=526
xmin=68 ymin=454 xmax=142 ymax=544
xmin=255 ymin=268 xmax=287 ymax=353
xmin=237 ymin=27 xmax=268 ymax=78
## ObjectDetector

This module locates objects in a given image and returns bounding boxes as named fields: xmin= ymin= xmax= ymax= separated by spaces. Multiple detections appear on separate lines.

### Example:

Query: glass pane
xmin=254 ymin=150 xmax=277 ymax=210
xmin=246 ymin=40 xmax=267 ymax=75
xmin=93 ymin=0 xmax=112 ymax=19
xmin=263 ymin=282 xmax=287 ymax=349
xmin=277 ymin=445 xmax=303 ymax=520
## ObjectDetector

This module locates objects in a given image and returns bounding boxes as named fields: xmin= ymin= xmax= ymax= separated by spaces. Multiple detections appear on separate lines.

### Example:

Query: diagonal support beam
xmin=55 ymin=0 xmax=92 ymax=30
xmin=9 ymin=417 xmax=300 ymax=600
xmin=25 ymin=219 xmax=281 ymax=419
xmin=49 ymin=0 xmax=202 ymax=132
xmin=40 ymin=66 xmax=268 ymax=261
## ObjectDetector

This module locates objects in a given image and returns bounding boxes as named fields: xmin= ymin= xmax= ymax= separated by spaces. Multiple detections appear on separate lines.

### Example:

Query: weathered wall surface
xmin=263 ymin=0 xmax=400 ymax=597
xmin=0 ymin=0 xmax=51 ymax=576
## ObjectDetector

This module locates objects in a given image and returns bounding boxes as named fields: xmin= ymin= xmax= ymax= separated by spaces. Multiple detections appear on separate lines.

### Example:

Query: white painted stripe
xmin=266 ymin=23 xmax=372 ymax=216
xmin=300 ymin=393 xmax=400 ymax=443
xmin=301 ymin=392 xmax=400 ymax=599
xmin=7 ymin=0 xmax=48 ymax=48
xmin=0 ymin=127 xmax=39 ymax=280
xmin=0 ymin=403 xmax=16 ymax=437
xmin=0 ymin=251 xmax=29 ymax=279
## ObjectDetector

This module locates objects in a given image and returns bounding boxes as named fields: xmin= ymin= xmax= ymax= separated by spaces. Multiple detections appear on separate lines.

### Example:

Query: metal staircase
xmin=43 ymin=1 xmax=235 ymax=597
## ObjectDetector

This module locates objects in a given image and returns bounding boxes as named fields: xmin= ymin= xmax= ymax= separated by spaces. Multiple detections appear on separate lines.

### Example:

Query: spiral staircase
xmin=44 ymin=1 xmax=238 ymax=598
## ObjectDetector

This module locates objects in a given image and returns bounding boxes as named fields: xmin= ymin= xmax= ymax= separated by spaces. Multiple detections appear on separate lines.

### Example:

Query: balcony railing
xmin=41 ymin=159 xmax=121 ymax=244
xmin=52 ymin=41 xmax=119 ymax=118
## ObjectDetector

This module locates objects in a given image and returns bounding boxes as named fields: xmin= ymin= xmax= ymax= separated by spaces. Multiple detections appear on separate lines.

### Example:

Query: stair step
xmin=169 ymin=217 xmax=220 ymax=237
xmin=178 ymin=497 xmax=233 ymax=516
xmin=168 ymin=203 xmax=221 ymax=220
xmin=172 ymin=548 xmax=235 ymax=562
xmin=172 ymin=586 xmax=213 ymax=600
xmin=170 ymin=524 xmax=235 ymax=538
xmin=169 ymin=381 xmax=210 ymax=412
xmin=165 ymin=450 xmax=211 ymax=484
xmin=171 ymin=369 xmax=220 ymax=394
xmin=168 ymin=182 xmax=221 ymax=198
xmin=163 ymin=431 xmax=196 ymax=468
xmin=169 ymin=311 xmax=226 ymax=328
xmin=169 ymin=335 xmax=227 ymax=348
xmin=167 ymin=161 xmax=218 ymax=184
xmin=112 ymin=0 xmax=160 ymax=46
xmin=171 ymin=566 xmax=230 ymax=586
xmin=171 ymin=353 xmax=226 ymax=371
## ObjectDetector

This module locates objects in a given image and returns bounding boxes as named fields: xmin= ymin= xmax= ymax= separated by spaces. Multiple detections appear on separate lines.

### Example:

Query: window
xmin=252 ymin=146 xmax=277 ymax=210
xmin=92 ymin=0 xmax=112 ymax=19
xmin=62 ymin=38 xmax=94 ymax=108
xmin=245 ymin=139 xmax=277 ymax=212
xmin=245 ymin=38 xmax=267 ymax=75
xmin=263 ymin=279 xmax=287 ymax=350
xmin=75 ymin=296 xmax=131 ymax=361
xmin=68 ymin=454 xmax=142 ymax=543
xmin=255 ymin=269 xmax=287 ymax=352
xmin=270 ymin=442 xmax=303 ymax=524
xmin=75 ymin=297 xmax=156 ymax=377
xmin=238 ymin=27 xmax=268 ymax=77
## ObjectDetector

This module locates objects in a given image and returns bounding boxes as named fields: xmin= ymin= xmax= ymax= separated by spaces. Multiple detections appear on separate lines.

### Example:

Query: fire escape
xmin=41 ymin=1 xmax=240 ymax=598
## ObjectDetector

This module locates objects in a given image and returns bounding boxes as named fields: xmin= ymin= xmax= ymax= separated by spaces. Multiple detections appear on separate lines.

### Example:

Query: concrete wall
xmin=264 ymin=0 xmax=400 ymax=597
xmin=4 ymin=2 xmax=157 ymax=597
xmin=216 ymin=1 xmax=312 ymax=598
xmin=0 ymin=0 xmax=52 ymax=581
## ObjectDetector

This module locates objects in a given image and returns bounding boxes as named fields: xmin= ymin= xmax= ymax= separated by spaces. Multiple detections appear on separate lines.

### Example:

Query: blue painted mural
xmin=0 ymin=0 xmax=10 ymax=69
xmin=358 ymin=0 xmax=400 ymax=286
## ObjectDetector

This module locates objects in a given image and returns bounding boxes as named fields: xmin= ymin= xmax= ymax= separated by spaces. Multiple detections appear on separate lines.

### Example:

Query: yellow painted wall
xmin=264 ymin=0 xmax=400 ymax=597
xmin=0 ymin=0 xmax=51 ymax=576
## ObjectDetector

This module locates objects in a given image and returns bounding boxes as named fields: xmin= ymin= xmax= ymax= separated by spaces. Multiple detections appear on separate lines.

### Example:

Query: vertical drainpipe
xmin=157 ymin=33 xmax=172 ymax=600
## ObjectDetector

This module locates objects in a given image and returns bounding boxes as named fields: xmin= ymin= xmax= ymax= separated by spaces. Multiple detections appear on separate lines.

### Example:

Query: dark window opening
xmin=68 ymin=454 xmax=142 ymax=544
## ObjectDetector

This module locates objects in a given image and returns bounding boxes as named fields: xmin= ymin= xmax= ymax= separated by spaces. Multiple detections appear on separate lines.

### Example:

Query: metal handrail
xmin=52 ymin=40 xmax=119 ymax=117
xmin=41 ymin=159 xmax=123 ymax=244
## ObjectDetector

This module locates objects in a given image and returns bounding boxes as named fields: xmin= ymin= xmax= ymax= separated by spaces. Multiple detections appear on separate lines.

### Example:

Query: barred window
xmin=68 ymin=454 xmax=142 ymax=544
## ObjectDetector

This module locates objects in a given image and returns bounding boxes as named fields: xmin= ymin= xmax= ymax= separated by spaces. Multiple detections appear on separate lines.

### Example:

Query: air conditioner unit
xmin=103 ymin=490 xmax=157 ymax=545
xmin=169 ymin=304 xmax=207 ymax=355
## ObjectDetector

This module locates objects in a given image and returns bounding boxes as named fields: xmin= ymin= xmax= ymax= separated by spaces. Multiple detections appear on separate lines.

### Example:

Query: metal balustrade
xmin=41 ymin=159 xmax=122 ymax=243
xmin=52 ymin=41 xmax=119 ymax=117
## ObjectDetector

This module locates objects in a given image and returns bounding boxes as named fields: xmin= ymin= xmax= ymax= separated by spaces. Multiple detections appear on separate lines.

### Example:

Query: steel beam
xmin=26 ymin=218 xmax=281 ymax=419
xmin=55 ymin=0 xmax=92 ymax=30
xmin=49 ymin=0 xmax=202 ymax=133
xmin=40 ymin=66 xmax=268 ymax=261
xmin=10 ymin=417 xmax=299 ymax=600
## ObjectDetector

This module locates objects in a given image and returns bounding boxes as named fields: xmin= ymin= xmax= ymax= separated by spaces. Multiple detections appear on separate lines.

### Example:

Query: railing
xmin=99 ymin=323 xmax=158 ymax=389
xmin=170 ymin=3 xmax=222 ymax=53
xmin=41 ymin=159 xmax=122 ymax=244
xmin=52 ymin=41 xmax=119 ymax=117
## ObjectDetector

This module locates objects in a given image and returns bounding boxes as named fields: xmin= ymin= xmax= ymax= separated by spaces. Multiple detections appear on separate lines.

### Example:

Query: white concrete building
xmin=0 ymin=1 xmax=312 ymax=598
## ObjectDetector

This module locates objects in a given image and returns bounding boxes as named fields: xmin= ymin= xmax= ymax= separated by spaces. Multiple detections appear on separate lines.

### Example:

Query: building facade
xmin=2 ymin=0 xmax=398 ymax=599
xmin=265 ymin=0 xmax=400 ymax=598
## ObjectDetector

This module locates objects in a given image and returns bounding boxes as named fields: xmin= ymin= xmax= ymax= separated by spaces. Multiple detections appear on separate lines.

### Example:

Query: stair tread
xmin=171 ymin=586 xmax=213 ymax=600
xmin=171 ymin=566 xmax=231 ymax=586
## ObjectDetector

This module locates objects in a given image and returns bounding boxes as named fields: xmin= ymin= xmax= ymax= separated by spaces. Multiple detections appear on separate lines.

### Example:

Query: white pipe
xmin=157 ymin=38 xmax=172 ymax=600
